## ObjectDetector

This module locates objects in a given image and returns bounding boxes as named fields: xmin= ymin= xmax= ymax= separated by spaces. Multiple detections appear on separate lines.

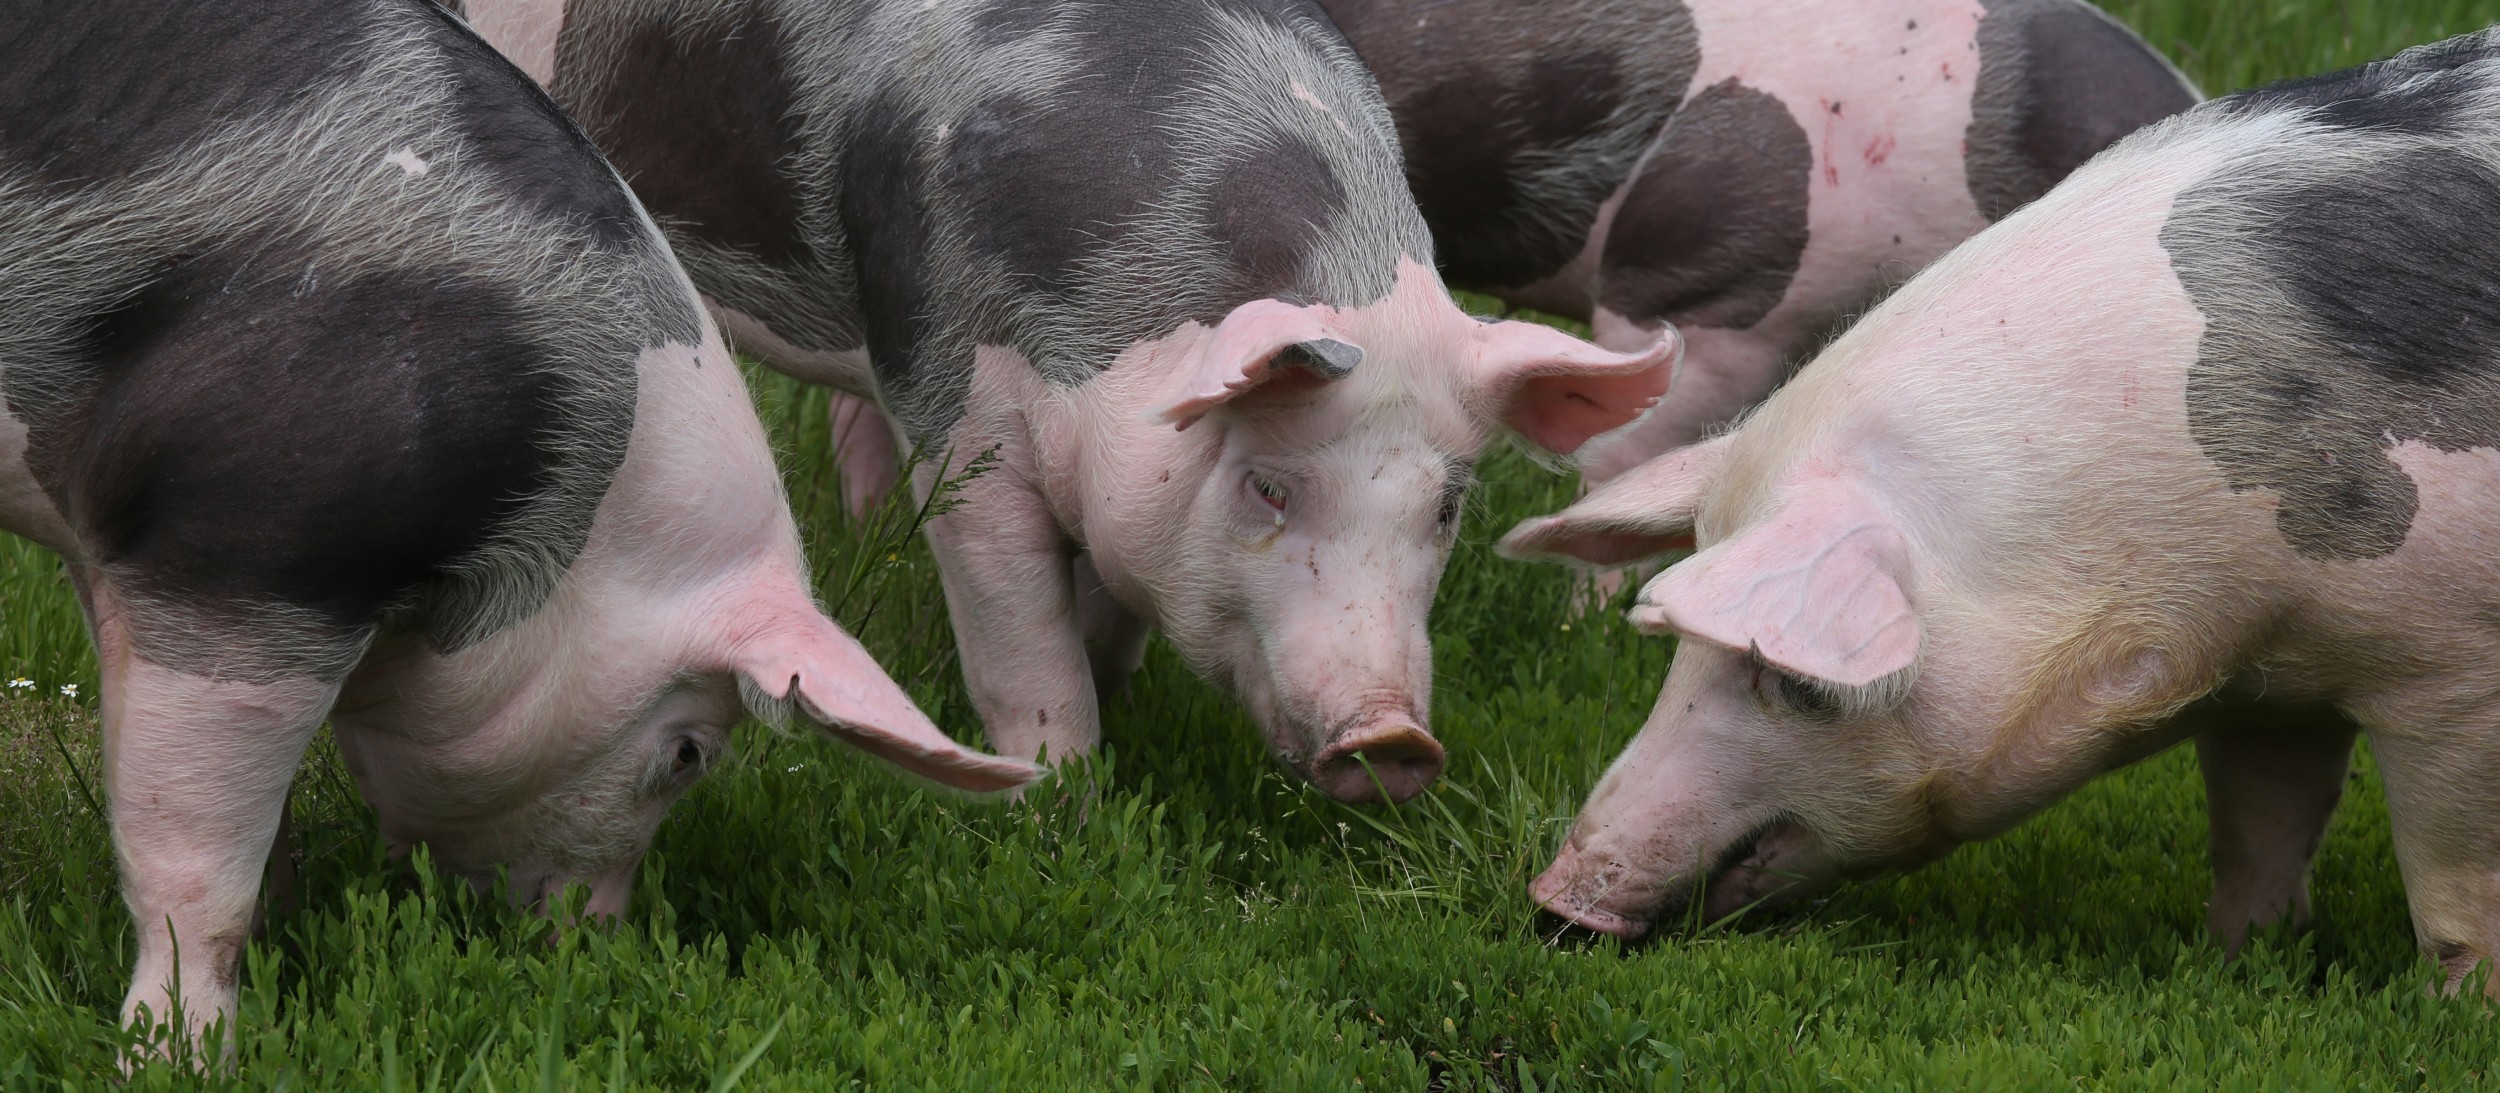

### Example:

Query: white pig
xmin=1502 ymin=31 xmax=2500 ymax=994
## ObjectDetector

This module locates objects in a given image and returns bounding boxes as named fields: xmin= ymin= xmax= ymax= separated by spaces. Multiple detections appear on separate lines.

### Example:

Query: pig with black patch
xmin=1500 ymin=31 xmax=2500 ymax=993
xmin=458 ymin=0 xmax=1679 ymax=803
xmin=0 ymin=0 xmax=1036 ymax=1050
xmin=1324 ymin=0 xmax=2200 ymax=482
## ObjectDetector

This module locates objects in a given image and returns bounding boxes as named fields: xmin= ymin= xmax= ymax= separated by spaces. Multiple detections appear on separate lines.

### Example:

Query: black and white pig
xmin=457 ymin=0 xmax=1681 ymax=803
xmin=1502 ymin=31 xmax=2500 ymax=993
xmin=0 ymin=0 xmax=1035 ymax=1048
xmin=1326 ymin=0 xmax=2201 ymax=481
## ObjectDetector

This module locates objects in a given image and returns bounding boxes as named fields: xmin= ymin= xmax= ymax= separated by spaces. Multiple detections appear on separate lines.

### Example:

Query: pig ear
xmin=1498 ymin=434 xmax=1731 ymax=567
xmin=737 ymin=622 xmax=1042 ymax=794
xmin=1471 ymin=319 xmax=1680 ymax=455
xmin=1158 ymin=299 xmax=1363 ymax=429
xmin=1628 ymin=487 xmax=1920 ymax=689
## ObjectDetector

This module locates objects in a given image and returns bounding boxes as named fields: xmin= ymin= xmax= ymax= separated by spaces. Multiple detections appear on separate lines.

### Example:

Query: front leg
xmin=94 ymin=603 xmax=334 ymax=1054
xmin=2190 ymin=702 xmax=2359 ymax=954
xmin=918 ymin=448 xmax=1099 ymax=766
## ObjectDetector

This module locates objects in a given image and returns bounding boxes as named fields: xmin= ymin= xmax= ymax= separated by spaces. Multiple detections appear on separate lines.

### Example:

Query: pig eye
xmin=674 ymin=738 xmax=703 ymax=770
xmin=1249 ymin=472 xmax=1289 ymax=513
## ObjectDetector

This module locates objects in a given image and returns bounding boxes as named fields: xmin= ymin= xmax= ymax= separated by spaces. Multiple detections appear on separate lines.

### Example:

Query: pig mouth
xmin=1532 ymin=818 xmax=1814 ymax=940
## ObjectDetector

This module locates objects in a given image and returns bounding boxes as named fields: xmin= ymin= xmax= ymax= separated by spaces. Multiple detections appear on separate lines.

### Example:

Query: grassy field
xmin=8 ymin=1 xmax=2500 ymax=1086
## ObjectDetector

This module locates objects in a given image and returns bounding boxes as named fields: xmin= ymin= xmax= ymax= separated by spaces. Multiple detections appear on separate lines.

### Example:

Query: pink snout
xmin=1309 ymin=720 xmax=1446 ymax=804
xmin=1529 ymin=842 xmax=1655 ymax=939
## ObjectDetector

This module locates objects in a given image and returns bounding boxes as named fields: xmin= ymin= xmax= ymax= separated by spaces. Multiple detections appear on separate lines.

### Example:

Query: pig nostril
xmin=1312 ymin=723 xmax=1446 ymax=804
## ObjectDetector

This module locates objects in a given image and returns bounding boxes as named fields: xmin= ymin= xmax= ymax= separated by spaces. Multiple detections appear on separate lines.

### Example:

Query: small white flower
xmin=58 ymin=684 xmax=78 ymax=698
xmin=6 ymin=678 xmax=31 ymax=690
xmin=786 ymin=765 xmax=803 ymax=773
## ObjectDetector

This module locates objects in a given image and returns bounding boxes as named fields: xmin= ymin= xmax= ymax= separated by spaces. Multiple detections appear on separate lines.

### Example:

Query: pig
xmin=1324 ymin=0 xmax=2201 ymax=481
xmin=455 ymin=0 xmax=1681 ymax=803
xmin=1499 ymin=30 xmax=2500 ymax=994
xmin=0 ymin=0 xmax=1036 ymax=1049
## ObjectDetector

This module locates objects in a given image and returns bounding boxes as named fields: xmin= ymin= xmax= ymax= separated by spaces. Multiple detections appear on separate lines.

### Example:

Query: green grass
xmin=7 ymin=4 xmax=2500 ymax=1085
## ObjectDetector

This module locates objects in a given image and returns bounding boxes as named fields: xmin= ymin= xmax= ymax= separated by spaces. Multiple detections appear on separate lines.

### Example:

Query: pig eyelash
xmin=1748 ymin=654 xmax=1843 ymax=720
xmin=1249 ymin=472 xmax=1289 ymax=515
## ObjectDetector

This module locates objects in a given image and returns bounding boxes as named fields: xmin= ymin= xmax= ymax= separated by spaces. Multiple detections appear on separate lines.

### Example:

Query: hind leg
xmin=828 ymin=393 xmax=900 ymax=519
xmin=1073 ymin=552 xmax=1150 ymax=701
xmin=91 ymin=584 xmax=336 ymax=1056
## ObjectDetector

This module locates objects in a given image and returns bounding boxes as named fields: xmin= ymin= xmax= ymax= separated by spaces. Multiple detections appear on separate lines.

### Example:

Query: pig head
xmin=1029 ymin=261 xmax=1678 ymax=803
xmin=1500 ymin=425 xmax=2219 ymax=935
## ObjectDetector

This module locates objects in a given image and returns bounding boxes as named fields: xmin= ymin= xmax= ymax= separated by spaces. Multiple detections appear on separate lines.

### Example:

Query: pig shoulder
xmin=0 ymin=0 xmax=698 ymax=681
xmin=2162 ymin=35 xmax=2500 ymax=560
xmin=1321 ymin=0 xmax=1700 ymax=294
xmin=1963 ymin=0 xmax=2201 ymax=220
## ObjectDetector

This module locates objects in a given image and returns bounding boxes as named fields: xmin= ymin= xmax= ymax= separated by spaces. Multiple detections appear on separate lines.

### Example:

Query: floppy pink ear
xmin=738 ymin=620 xmax=1041 ymax=794
xmin=1472 ymin=319 xmax=1680 ymax=455
xmin=1627 ymin=486 xmax=1920 ymax=688
xmin=1158 ymin=299 xmax=1364 ymax=429
xmin=1499 ymin=434 xmax=1732 ymax=567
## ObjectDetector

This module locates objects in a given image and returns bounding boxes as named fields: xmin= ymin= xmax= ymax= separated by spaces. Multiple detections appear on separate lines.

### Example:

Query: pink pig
xmin=1503 ymin=32 xmax=2500 ymax=994
xmin=458 ymin=0 xmax=1681 ymax=802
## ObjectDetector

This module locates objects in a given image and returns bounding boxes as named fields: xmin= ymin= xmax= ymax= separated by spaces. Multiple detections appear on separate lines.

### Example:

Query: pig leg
xmin=827 ymin=393 xmax=901 ymax=520
xmin=2364 ymin=714 xmax=2500 ymax=997
xmin=101 ymin=635 xmax=333 ymax=1053
xmin=2190 ymin=703 xmax=2359 ymax=954
xmin=1073 ymin=552 xmax=1150 ymax=700
xmin=918 ymin=454 xmax=1099 ymax=766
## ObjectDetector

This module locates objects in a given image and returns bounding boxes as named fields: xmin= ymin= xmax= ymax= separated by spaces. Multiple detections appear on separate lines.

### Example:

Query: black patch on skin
xmin=946 ymin=89 xmax=1177 ymax=305
xmin=2220 ymin=33 xmax=2493 ymax=135
xmin=967 ymin=0 xmax=1058 ymax=49
xmin=555 ymin=0 xmax=810 ymax=263
xmin=26 ymin=249 xmax=612 ymax=673
xmin=1965 ymin=0 xmax=2199 ymax=220
xmin=416 ymin=1 xmax=647 ymax=249
xmin=2167 ymin=146 xmax=2500 ymax=560
xmin=843 ymin=85 xmax=947 ymax=397
xmin=1203 ymin=132 xmax=1348 ymax=312
xmin=0 ymin=1 xmax=363 ymax=187
xmin=1325 ymin=0 xmax=1700 ymax=292
xmin=1286 ymin=338 xmax=1363 ymax=377
xmin=1596 ymin=80 xmax=1811 ymax=331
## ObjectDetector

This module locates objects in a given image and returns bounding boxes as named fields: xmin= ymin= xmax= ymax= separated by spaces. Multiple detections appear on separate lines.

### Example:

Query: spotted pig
xmin=0 ymin=0 xmax=1035 ymax=1050
xmin=1499 ymin=31 xmax=2500 ymax=995
xmin=1325 ymin=0 xmax=2200 ymax=480
xmin=460 ymin=0 xmax=1679 ymax=803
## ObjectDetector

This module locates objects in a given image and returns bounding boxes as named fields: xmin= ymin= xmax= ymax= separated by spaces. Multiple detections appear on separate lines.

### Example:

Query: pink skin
xmin=920 ymin=259 xmax=1675 ymax=803
xmin=1515 ymin=0 xmax=2007 ymax=479
xmin=1511 ymin=126 xmax=2500 ymax=998
xmin=15 ymin=321 xmax=1037 ymax=1051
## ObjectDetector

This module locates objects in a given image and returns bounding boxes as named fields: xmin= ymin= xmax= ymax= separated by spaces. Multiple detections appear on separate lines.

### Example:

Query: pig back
xmin=0 ymin=0 xmax=701 ymax=682
xmin=548 ymin=0 xmax=1433 ymax=444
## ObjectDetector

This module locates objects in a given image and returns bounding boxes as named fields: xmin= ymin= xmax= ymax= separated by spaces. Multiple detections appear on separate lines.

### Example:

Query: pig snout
xmin=1530 ymin=837 xmax=1661 ymax=939
xmin=1308 ymin=717 xmax=1446 ymax=804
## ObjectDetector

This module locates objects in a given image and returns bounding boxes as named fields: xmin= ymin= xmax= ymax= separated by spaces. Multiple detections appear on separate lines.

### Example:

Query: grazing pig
xmin=0 ymin=0 xmax=1035 ymax=1049
xmin=458 ymin=0 xmax=1680 ymax=803
xmin=1500 ymin=31 xmax=2500 ymax=993
xmin=1325 ymin=0 xmax=2200 ymax=480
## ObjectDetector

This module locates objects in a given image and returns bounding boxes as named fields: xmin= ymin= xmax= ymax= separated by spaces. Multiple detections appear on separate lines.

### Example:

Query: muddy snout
xmin=1307 ymin=719 xmax=1446 ymax=804
xmin=1529 ymin=839 xmax=1657 ymax=939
